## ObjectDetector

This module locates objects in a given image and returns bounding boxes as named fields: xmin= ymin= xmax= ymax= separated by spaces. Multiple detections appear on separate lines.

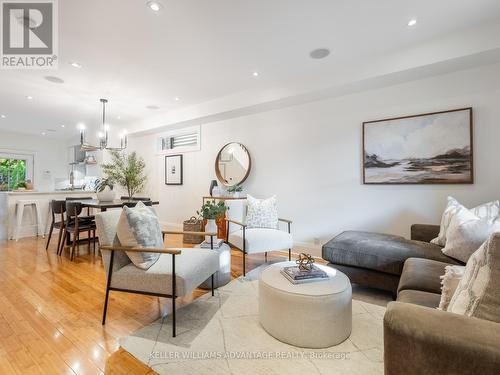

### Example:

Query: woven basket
xmin=183 ymin=216 xmax=204 ymax=244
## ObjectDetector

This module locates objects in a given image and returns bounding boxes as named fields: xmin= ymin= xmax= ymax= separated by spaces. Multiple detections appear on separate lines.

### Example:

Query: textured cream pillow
xmin=245 ymin=194 xmax=279 ymax=229
xmin=431 ymin=197 xmax=500 ymax=246
xmin=116 ymin=202 xmax=162 ymax=270
xmin=438 ymin=265 xmax=465 ymax=310
xmin=441 ymin=205 xmax=500 ymax=263
xmin=447 ymin=233 xmax=500 ymax=323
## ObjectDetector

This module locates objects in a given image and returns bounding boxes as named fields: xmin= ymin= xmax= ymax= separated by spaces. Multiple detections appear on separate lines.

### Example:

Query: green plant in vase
xmin=95 ymin=178 xmax=114 ymax=192
xmin=94 ymin=177 xmax=115 ymax=201
xmin=197 ymin=200 xmax=227 ymax=242
xmin=227 ymin=184 xmax=243 ymax=197
xmin=15 ymin=181 xmax=27 ymax=190
xmin=101 ymin=151 xmax=147 ymax=199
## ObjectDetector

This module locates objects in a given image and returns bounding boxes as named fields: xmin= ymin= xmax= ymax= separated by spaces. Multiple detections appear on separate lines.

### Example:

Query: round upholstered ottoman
xmin=195 ymin=243 xmax=231 ymax=289
xmin=259 ymin=261 xmax=352 ymax=348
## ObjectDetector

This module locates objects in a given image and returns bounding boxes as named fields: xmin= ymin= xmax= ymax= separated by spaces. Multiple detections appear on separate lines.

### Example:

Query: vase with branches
xmin=101 ymin=151 xmax=147 ymax=199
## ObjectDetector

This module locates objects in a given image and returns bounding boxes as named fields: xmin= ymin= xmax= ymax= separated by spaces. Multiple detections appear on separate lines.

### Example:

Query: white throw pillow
xmin=447 ymin=233 xmax=500 ymax=323
xmin=438 ymin=265 xmax=466 ymax=310
xmin=442 ymin=205 xmax=500 ymax=263
xmin=245 ymin=194 xmax=279 ymax=229
xmin=431 ymin=196 xmax=500 ymax=246
xmin=116 ymin=201 xmax=162 ymax=270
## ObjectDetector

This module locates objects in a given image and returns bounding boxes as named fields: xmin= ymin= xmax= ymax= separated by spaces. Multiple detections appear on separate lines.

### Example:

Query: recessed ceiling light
xmin=117 ymin=116 xmax=121 ymax=120
xmin=146 ymin=105 xmax=160 ymax=110
xmin=41 ymin=132 xmax=46 ymax=136
xmin=252 ymin=72 xmax=259 ymax=77
xmin=77 ymin=123 xmax=86 ymax=130
xmin=408 ymin=19 xmax=417 ymax=27
xmin=61 ymin=124 xmax=65 ymax=128
xmin=70 ymin=62 xmax=82 ymax=68
xmin=44 ymin=76 xmax=64 ymax=84
xmin=309 ymin=48 xmax=330 ymax=59
xmin=174 ymin=97 xmax=180 ymax=101
xmin=26 ymin=95 xmax=33 ymax=100
xmin=147 ymin=1 xmax=163 ymax=12
xmin=0 ymin=114 xmax=6 ymax=119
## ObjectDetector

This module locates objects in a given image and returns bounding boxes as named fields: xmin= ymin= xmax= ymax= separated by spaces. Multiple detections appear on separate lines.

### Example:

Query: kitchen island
xmin=0 ymin=191 xmax=96 ymax=241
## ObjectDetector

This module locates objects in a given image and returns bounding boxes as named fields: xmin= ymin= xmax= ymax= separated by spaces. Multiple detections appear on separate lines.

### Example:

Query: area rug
xmin=120 ymin=264 xmax=390 ymax=374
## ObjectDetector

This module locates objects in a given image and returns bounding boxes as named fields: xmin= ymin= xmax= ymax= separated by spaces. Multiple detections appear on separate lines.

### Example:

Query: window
xmin=0 ymin=152 xmax=34 ymax=191
xmin=157 ymin=126 xmax=200 ymax=154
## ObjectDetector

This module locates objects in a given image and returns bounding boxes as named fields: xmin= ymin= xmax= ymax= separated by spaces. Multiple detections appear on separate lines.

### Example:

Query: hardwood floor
xmin=0 ymin=234 xmax=297 ymax=374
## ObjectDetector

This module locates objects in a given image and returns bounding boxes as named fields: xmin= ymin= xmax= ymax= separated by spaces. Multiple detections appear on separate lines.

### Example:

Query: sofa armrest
xmin=410 ymin=224 xmax=440 ymax=243
xmin=384 ymin=302 xmax=500 ymax=375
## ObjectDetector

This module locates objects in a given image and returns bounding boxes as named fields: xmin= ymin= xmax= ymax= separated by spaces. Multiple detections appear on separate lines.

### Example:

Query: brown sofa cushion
xmin=397 ymin=257 xmax=453 ymax=294
xmin=322 ymin=231 xmax=462 ymax=276
xmin=384 ymin=302 xmax=500 ymax=375
xmin=397 ymin=289 xmax=441 ymax=308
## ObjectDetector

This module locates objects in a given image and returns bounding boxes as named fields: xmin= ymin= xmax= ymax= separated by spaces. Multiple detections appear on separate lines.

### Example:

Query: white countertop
xmin=1 ymin=191 xmax=95 ymax=195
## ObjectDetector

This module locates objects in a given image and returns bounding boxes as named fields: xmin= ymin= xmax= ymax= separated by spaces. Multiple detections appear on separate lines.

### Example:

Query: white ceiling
xmin=1 ymin=0 xmax=500 ymax=138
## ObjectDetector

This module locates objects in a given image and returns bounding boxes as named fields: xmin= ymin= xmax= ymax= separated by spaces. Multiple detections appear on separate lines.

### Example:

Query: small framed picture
xmin=165 ymin=155 xmax=183 ymax=185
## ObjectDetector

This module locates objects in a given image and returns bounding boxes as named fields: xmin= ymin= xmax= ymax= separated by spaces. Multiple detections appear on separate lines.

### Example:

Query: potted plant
xmin=197 ymin=200 xmax=227 ymax=242
xmin=95 ymin=178 xmax=115 ymax=202
xmin=101 ymin=151 xmax=147 ymax=199
xmin=227 ymin=184 xmax=243 ymax=197
xmin=15 ymin=181 xmax=27 ymax=191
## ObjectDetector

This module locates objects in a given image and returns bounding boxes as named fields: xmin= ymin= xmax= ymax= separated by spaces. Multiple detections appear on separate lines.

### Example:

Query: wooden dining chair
xmin=66 ymin=196 xmax=94 ymax=216
xmin=45 ymin=200 xmax=66 ymax=254
xmin=60 ymin=201 xmax=97 ymax=261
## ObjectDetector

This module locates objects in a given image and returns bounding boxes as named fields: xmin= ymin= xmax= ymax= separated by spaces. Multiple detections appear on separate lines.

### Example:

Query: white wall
xmin=0 ymin=131 xmax=68 ymax=191
xmin=129 ymin=62 xmax=500 ymax=255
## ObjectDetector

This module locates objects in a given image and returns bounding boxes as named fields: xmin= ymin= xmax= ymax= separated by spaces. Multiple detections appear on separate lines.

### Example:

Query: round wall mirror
xmin=215 ymin=143 xmax=251 ymax=186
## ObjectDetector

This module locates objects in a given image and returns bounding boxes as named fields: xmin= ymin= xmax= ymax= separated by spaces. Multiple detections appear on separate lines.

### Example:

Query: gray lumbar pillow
xmin=116 ymin=201 xmax=162 ymax=270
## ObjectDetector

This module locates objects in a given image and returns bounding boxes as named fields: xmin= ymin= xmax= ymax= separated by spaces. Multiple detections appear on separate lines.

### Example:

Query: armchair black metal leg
xmin=287 ymin=222 xmax=292 ymax=261
xmin=172 ymin=254 xmax=176 ymax=337
xmin=243 ymin=251 xmax=246 ymax=276
xmin=102 ymin=250 xmax=115 ymax=325
xmin=102 ymin=288 xmax=110 ymax=325
xmin=211 ymin=274 xmax=215 ymax=296
xmin=243 ymin=228 xmax=246 ymax=277
xmin=265 ymin=252 xmax=267 ymax=262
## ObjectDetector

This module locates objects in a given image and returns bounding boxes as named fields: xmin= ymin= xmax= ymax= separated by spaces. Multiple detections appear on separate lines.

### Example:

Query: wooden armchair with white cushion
xmin=225 ymin=195 xmax=293 ymax=276
xmin=95 ymin=207 xmax=219 ymax=337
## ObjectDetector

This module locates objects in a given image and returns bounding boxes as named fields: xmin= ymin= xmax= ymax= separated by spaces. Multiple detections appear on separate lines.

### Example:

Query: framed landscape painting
xmin=363 ymin=108 xmax=473 ymax=184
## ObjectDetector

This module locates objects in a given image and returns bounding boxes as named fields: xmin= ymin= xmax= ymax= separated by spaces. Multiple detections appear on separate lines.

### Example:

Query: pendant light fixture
xmin=79 ymin=98 xmax=128 ymax=151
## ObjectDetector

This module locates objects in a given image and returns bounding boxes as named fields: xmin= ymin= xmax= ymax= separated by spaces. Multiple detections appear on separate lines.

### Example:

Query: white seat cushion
xmin=111 ymin=248 xmax=219 ymax=296
xmin=229 ymin=228 xmax=293 ymax=254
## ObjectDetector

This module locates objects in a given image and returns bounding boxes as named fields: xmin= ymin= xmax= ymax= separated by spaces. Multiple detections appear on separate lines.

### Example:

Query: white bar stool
xmin=14 ymin=199 xmax=45 ymax=241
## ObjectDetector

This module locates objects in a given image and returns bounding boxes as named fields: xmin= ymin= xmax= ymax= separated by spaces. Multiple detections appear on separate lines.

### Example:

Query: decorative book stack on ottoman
xmin=280 ymin=253 xmax=330 ymax=284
